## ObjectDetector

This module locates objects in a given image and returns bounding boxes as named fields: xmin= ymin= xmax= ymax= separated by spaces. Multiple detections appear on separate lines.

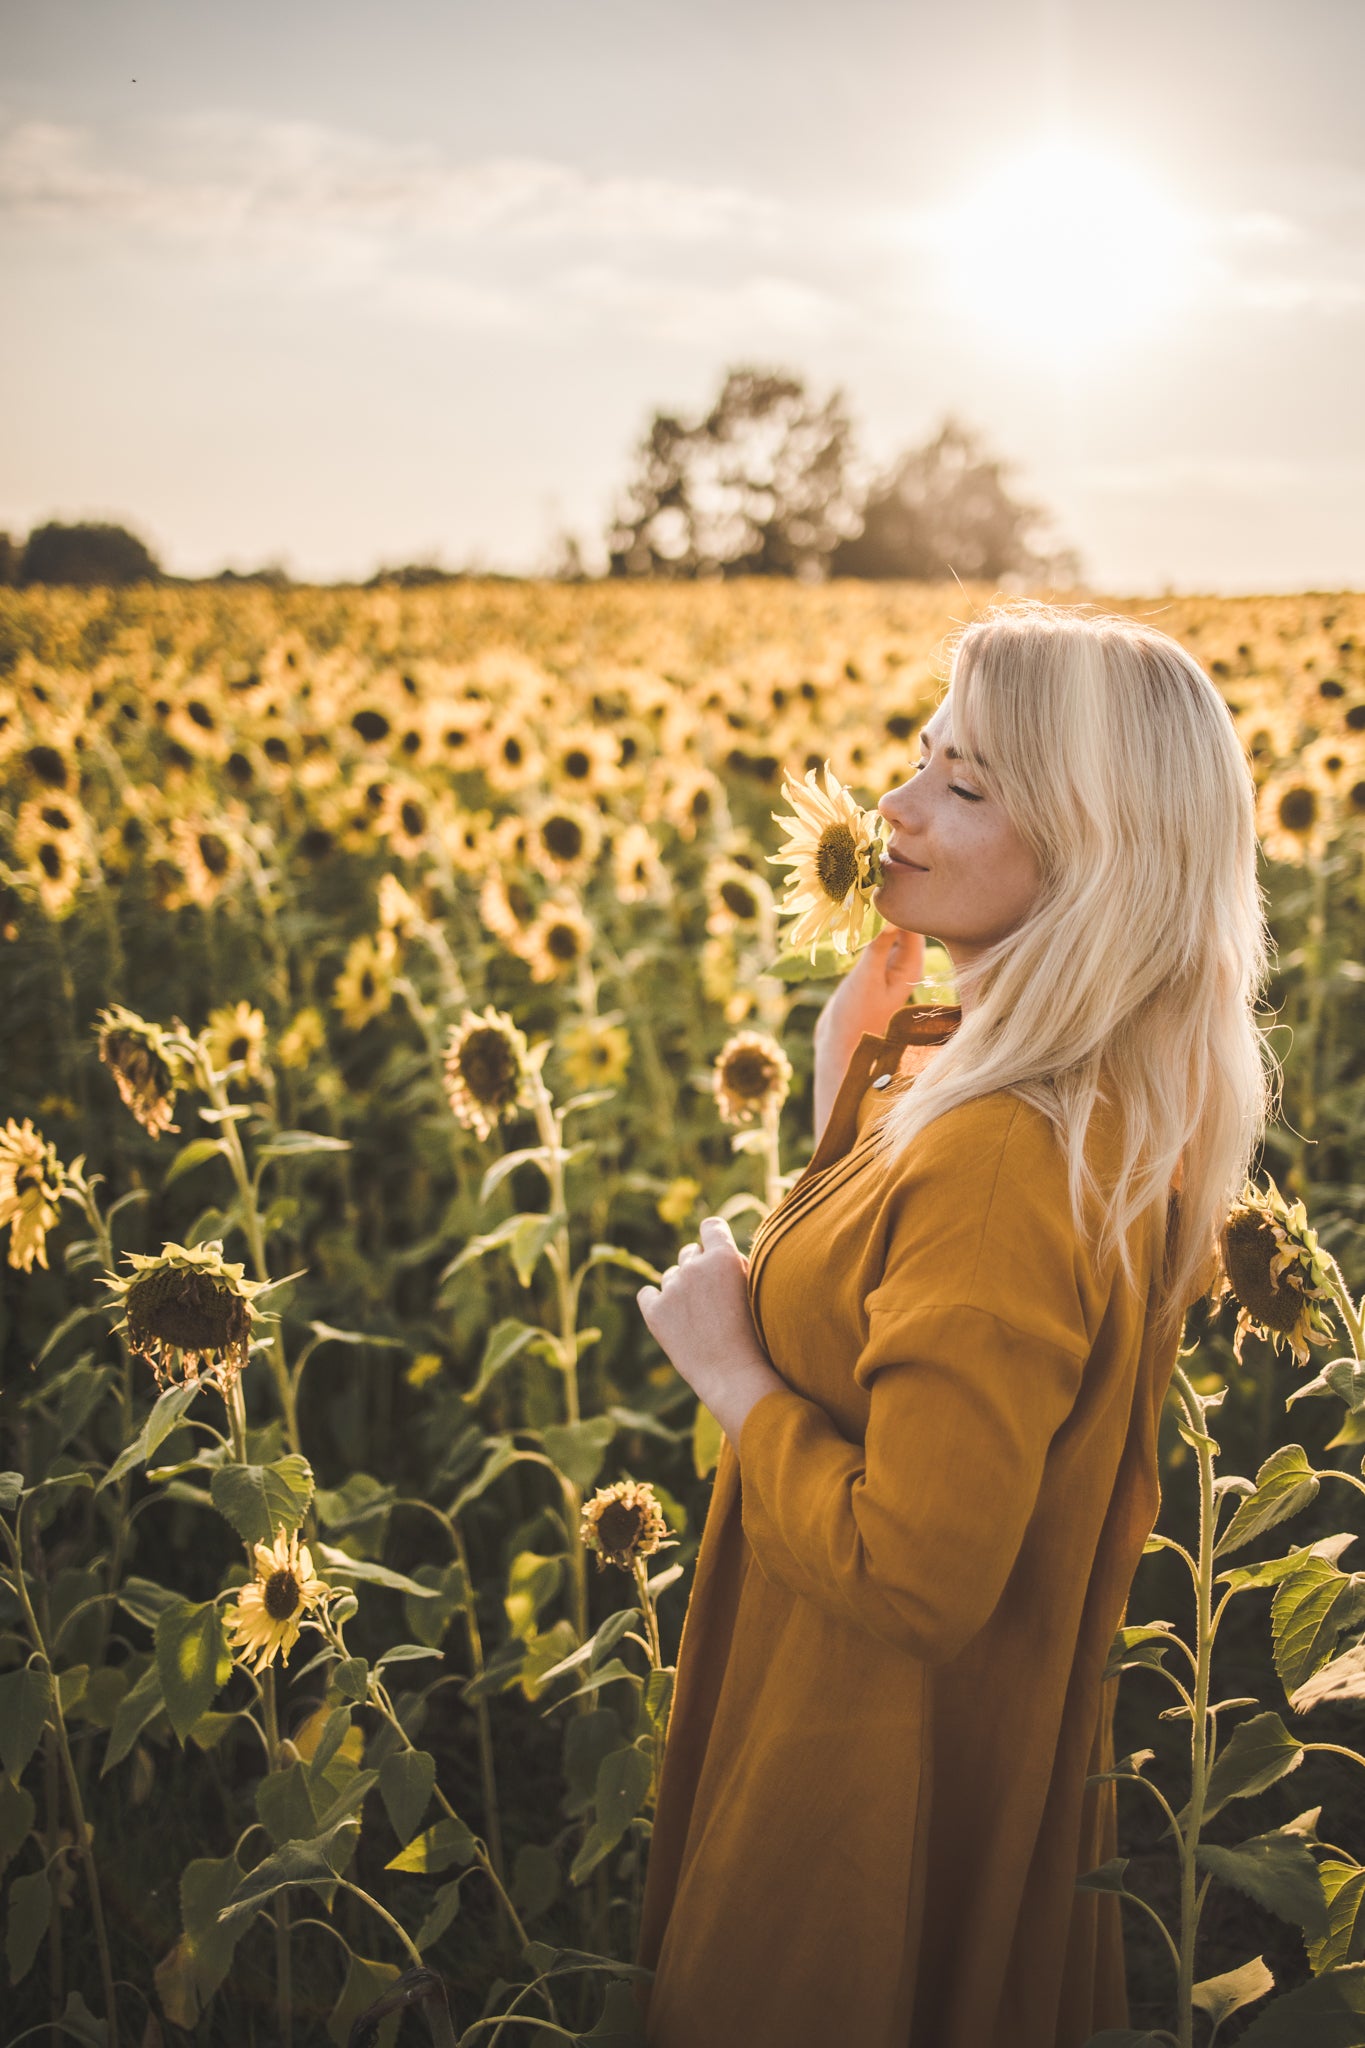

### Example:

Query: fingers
xmin=678 ymin=1242 xmax=702 ymax=1266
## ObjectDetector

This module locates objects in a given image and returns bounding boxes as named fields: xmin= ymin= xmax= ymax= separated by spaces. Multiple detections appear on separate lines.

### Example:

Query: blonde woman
xmin=633 ymin=601 xmax=1275 ymax=2048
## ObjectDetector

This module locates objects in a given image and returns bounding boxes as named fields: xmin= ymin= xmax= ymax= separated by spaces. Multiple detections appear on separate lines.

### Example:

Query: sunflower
xmin=610 ymin=821 xmax=666 ymax=905
xmin=101 ymin=1239 xmax=274 ymax=1392
xmin=203 ymin=1000 xmax=269 ymax=1081
xmin=444 ymin=1005 xmax=536 ymax=1142
xmin=438 ymin=805 xmax=495 ymax=874
xmin=0 ymin=1118 xmax=67 ymax=1273
xmin=645 ymin=761 xmax=727 ymax=842
xmin=704 ymin=857 xmax=775 ymax=941
xmin=168 ymin=815 xmax=240 ymax=909
xmin=656 ymin=1177 xmax=701 ymax=1228
xmin=275 ymin=1006 xmax=327 ymax=1071
xmin=712 ymin=1030 xmax=792 ymax=1126
xmin=546 ymin=726 xmax=620 ymax=797
xmin=478 ymin=868 xmax=541 ymax=946
xmin=513 ymin=896 xmax=595 ymax=985
xmin=1214 ymin=1173 xmax=1339 ymax=1369
xmin=559 ymin=1012 xmax=632 ymax=1093
xmin=580 ymin=1478 xmax=676 ymax=1575
xmin=13 ymin=811 xmax=85 ymax=918
xmin=526 ymin=800 xmax=604 ymax=886
xmin=331 ymin=930 xmax=398 ymax=1032
xmin=376 ymin=779 xmax=433 ymax=860
xmin=479 ymin=715 xmax=544 ymax=794
xmin=224 ymin=1527 xmax=331 ymax=1676
xmin=95 ymin=1003 xmax=192 ymax=1139
xmin=767 ymin=763 xmax=886 ymax=963
xmin=377 ymin=872 xmax=424 ymax=940
xmin=1255 ymin=758 xmax=1337 ymax=866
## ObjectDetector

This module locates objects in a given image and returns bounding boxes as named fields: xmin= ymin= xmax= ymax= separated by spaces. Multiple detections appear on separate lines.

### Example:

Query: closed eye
xmin=910 ymin=761 xmax=982 ymax=802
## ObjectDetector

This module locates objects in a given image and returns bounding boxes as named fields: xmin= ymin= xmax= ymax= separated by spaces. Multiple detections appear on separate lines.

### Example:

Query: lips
xmin=884 ymin=848 xmax=927 ymax=871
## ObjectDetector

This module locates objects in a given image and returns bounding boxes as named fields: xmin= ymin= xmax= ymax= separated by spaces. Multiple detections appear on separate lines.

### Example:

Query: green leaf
xmin=1197 ymin=1828 xmax=1329 ymax=1940
xmin=379 ymin=1748 xmax=436 ymax=1844
xmin=5 ymin=1865 xmax=53 ymax=1985
xmin=576 ymin=1978 xmax=650 ymax=2043
xmin=462 ymin=1318 xmax=551 ymax=1405
xmin=155 ymin=1600 xmax=231 ymax=1742
xmin=577 ymin=1243 xmax=662 ymax=1286
xmin=480 ymin=1147 xmax=556 ymax=1205
xmin=1237 ymin=1962 xmax=1365 ymax=2044
xmin=1191 ymin=1956 xmax=1275 ymax=2028
xmin=0 ymin=1668 xmax=51 ymax=1782
xmin=505 ymin=1551 xmax=564 ymax=1643
xmin=1308 ymin=1861 xmax=1365 ymax=1973
xmin=510 ymin=1843 xmax=560 ymax=1921
xmin=174 ymin=1852 xmax=248 ymax=2011
xmin=0 ymin=1472 xmax=22 ymax=1514
xmin=446 ymin=1436 xmax=523 ymax=1518
xmin=402 ymin=1562 xmax=469 ymax=1648
xmin=255 ymin=1129 xmax=352 ymax=1161
xmin=416 ymin=1878 xmax=465 ymax=1951
xmin=118 ymin=1576 xmax=183 ymax=1631
xmin=568 ymin=1819 xmax=615 ymax=1886
xmin=1102 ymin=1622 xmax=1180 ymax=1681
xmin=99 ymin=1381 xmax=204 ymax=1490
xmin=594 ymin=1744 xmax=653 ymax=1851
xmin=1076 ymin=1858 xmax=1131 ymax=1894
xmin=102 ymin=1660 xmax=164 ymax=1773
xmin=385 ymin=1817 xmax=478 ymax=1874
xmin=163 ymin=1137 xmax=229 ymax=1187
xmin=218 ymin=1815 xmax=362 ymax=1928
xmin=541 ymin=1415 xmax=617 ymax=1493
xmin=1193 ymin=1711 xmax=1305 ymax=1825
xmin=209 ymin=1455 xmax=315 ymax=1544
xmin=440 ymin=1212 xmax=542 ymax=1284
xmin=1213 ymin=1445 xmax=1321 ymax=1558
xmin=1272 ymin=1558 xmax=1365 ymax=1696
xmin=1290 ymin=1645 xmax=1365 ymax=1713
xmin=34 ymin=1304 xmax=105 ymax=1366
xmin=313 ymin=1544 xmax=440 ymax=1599
xmin=257 ymin=1762 xmax=320 ymax=1848
xmin=306 ymin=1706 xmax=354 ymax=1784
xmin=644 ymin=1667 xmax=674 ymax=1731
xmin=327 ymin=1952 xmax=401 ymax=2048
xmin=0 ymin=1776 xmax=36 ymax=1880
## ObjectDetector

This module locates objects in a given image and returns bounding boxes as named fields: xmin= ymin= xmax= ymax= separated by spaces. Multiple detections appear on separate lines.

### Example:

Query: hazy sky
xmin=2 ymin=0 xmax=1362 ymax=590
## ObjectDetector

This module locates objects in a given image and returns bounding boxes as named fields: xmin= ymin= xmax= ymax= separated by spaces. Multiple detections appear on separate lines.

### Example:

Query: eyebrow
xmin=920 ymin=729 xmax=988 ymax=770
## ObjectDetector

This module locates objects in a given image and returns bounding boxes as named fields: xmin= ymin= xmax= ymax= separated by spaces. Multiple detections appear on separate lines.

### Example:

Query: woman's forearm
xmin=812 ymin=1017 xmax=860 ymax=1148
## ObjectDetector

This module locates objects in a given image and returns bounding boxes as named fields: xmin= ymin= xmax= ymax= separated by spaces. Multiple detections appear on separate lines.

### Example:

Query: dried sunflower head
xmin=100 ymin=1239 xmax=275 ymax=1393
xmin=223 ymin=1526 xmax=332 ymax=1675
xmin=580 ymin=1478 xmax=676 ymax=1574
xmin=94 ymin=1004 xmax=192 ymax=1140
xmin=444 ymin=1006 xmax=536 ymax=1142
xmin=712 ymin=1031 xmax=792 ymax=1127
xmin=0 ymin=1117 xmax=68 ymax=1273
xmin=1214 ymin=1173 xmax=1339 ymax=1370
xmin=767 ymin=762 xmax=885 ymax=963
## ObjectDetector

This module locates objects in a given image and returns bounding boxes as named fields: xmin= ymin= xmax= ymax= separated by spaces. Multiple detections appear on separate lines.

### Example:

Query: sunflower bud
xmin=1215 ymin=1173 xmax=1338 ymax=1370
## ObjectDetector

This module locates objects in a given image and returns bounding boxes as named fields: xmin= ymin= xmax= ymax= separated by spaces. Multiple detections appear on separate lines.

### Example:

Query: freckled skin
xmin=875 ymin=703 xmax=1042 ymax=1005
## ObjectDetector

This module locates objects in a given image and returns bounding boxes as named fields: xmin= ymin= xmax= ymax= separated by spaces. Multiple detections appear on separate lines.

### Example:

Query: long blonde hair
xmin=869 ymin=597 xmax=1280 ymax=1359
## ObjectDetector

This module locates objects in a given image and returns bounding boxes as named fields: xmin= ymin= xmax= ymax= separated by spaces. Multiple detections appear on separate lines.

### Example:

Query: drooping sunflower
xmin=203 ymin=1000 xmax=269 ymax=1081
xmin=712 ymin=1030 xmax=792 ymax=1126
xmin=331 ymin=930 xmax=399 ymax=1032
xmin=580 ymin=1478 xmax=676 ymax=1575
xmin=513 ymin=896 xmax=595 ymax=985
xmin=101 ymin=1239 xmax=274 ymax=1392
xmin=444 ymin=1006 xmax=536 ymax=1142
xmin=0 ymin=1118 xmax=67 ymax=1273
xmin=767 ymin=763 xmax=886 ymax=963
xmin=224 ymin=1526 xmax=331 ymax=1676
xmin=1214 ymin=1173 xmax=1340 ymax=1369
xmin=95 ymin=1004 xmax=192 ymax=1139
xmin=559 ymin=1012 xmax=632 ymax=1093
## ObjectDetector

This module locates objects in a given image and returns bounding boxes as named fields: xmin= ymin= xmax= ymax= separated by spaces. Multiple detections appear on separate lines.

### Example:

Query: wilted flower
xmin=560 ymin=1013 xmax=632 ymax=1093
xmin=580 ymin=1478 xmax=676 ymax=1574
xmin=767 ymin=762 xmax=885 ymax=962
xmin=203 ymin=1000 xmax=268 ymax=1081
xmin=224 ymin=1526 xmax=331 ymax=1674
xmin=0 ymin=1118 xmax=67 ymax=1272
xmin=95 ymin=1003 xmax=191 ymax=1139
xmin=1214 ymin=1173 xmax=1339 ymax=1370
xmin=712 ymin=1031 xmax=792 ymax=1127
xmin=100 ymin=1239 xmax=274 ymax=1393
xmin=444 ymin=1005 xmax=536 ymax=1142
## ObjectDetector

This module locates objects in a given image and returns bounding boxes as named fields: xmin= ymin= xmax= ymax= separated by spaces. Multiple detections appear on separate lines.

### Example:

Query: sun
xmin=929 ymin=137 xmax=1204 ymax=368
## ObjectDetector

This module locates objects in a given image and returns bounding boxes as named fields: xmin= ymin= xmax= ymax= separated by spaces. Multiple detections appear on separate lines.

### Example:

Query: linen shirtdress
xmin=634 ymin=1001 xmax=1209 ymax=2048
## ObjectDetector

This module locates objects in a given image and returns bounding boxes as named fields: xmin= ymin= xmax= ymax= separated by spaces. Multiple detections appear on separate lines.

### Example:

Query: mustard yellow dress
xmin=634 ymin=1003 xmax=1204 ymax=2048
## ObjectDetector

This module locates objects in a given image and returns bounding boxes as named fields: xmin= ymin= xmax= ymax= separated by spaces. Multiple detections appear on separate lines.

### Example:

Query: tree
xmin=607 ymin=365 xmax=863 ymax=581
xmin=20 ymin=520 xmax=162 ymax=587
xmin=828 ymin=415 xmax=1083 ymax=586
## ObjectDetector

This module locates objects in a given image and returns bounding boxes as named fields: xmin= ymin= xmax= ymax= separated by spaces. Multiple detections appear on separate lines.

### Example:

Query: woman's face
xmin=874 ymin=699 xmax=1042 ymax=990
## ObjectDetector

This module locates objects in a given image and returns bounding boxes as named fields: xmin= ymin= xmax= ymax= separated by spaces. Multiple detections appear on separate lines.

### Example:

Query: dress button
xmin=871 ymin=1073 xmax=892 ymax=1090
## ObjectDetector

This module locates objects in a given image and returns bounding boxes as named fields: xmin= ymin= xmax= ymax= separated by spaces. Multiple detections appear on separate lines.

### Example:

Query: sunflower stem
xmin=262 ymin=1669 xmax=294 ymax=2048
xmin=1169 ymin=1361 xmax=1218 ymax=2048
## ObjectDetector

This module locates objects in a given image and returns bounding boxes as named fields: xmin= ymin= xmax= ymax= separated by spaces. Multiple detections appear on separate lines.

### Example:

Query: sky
xmin=1 ymin=0 xmax=1362 ymax=591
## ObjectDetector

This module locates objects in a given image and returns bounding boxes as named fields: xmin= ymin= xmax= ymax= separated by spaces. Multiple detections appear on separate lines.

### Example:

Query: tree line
xmin=2 ymin=364 xmax=1082 ymax=588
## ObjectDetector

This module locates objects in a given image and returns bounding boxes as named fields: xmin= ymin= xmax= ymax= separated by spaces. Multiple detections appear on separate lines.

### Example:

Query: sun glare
xmin=931 ymin=137 xmax=1204 ymax=367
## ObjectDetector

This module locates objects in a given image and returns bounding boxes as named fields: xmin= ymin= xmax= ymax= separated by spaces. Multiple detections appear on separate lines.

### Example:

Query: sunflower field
xmin=2 ymin=578 xmax=1365 ymax=2046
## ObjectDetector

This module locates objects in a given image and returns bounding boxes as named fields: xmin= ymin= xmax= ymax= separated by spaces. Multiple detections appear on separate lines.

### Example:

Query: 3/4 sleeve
xmin=737 ymin=1303 xmax=1087 ymax=1664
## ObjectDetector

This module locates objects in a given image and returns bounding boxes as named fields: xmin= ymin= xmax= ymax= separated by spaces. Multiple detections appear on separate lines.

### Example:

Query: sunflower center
xmin=263 ymin=1568 xmax=301 ymax=1620
xmin=597 ymin=1501 xmax=647 ymax=1552
xmin=814 ymin=822 xmax=859 ymax=903
xmin=563 ymin=750 xmax=591 ymax=779
xmin=1278 ymin=787 xmax=1318 ymax=835
xmin=401 ymin=800 xmax=426 ymax=836
xmin=459 ymin=1027 xmax=519 ymax=1106
xmin=199 ymin=833 xmax=230 ymax=876
xmin=722 ymin=1049 xmax=778 ymax=1100
xmin=543 ymin=816 xmax=585 ymax=860
xmin=1221 ymin=1209 xmax=1305 ymax=1334
xmin=547 ymin=922 xmax=581 ymax=961
xmin=720 ymin=880 xmax=759 ymax=918
xmin=127 ymin=1269 xmax=251 ymax=1354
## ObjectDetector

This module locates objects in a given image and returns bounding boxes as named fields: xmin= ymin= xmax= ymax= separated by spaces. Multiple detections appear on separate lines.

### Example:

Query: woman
xmin=632 ymin=600 xmax=1276 ymax=2048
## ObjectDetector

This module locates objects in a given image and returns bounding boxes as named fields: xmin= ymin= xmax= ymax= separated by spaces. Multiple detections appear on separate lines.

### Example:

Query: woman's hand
xmin=636 ymin=1216 xmax=786 ymax=1445
xmin=817 ymin=922 xmax=926 ymax=1049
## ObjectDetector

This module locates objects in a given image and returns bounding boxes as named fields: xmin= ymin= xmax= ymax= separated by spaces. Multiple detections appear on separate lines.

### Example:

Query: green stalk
xmin=1169 ymin=1362 xmax=1217 ymax=2048
xmin=262 ymin=1670 xmax=294 ymax=2048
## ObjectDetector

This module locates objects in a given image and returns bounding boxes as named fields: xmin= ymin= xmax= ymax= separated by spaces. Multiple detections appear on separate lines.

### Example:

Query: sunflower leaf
xmin=155 ymin=1600 xmax=231 ymax=1742
xmin=1272 ymin=1559 xmax=1365 ymax=1696
xmin=209 ymin=1456 xmax=315 ymax=1545
xmin=1212 ymin=1445 xmax=1321 ymax=1558
xmin=99 ymin=1381 xmax=204 ymax=1491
